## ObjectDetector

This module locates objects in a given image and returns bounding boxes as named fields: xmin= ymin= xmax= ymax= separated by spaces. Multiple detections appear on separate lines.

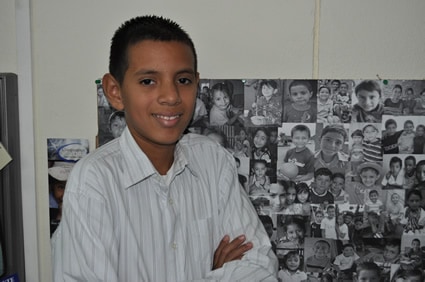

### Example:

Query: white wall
xmin=2 ymin=0 xmax=425 ymax=281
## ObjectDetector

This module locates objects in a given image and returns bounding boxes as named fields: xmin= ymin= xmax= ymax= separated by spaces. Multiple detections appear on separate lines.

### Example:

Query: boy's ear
xmin=102 ymin=73 xmax=125 ymax=111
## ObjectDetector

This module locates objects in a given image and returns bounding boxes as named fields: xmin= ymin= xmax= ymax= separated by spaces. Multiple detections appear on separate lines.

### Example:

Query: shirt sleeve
xmin=203 ymin=153 xmax=278 ymax=281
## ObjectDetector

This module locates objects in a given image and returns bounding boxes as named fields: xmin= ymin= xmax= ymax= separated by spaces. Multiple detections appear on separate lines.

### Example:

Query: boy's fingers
xmin=213 ymin=235 xmax=252 ymax=270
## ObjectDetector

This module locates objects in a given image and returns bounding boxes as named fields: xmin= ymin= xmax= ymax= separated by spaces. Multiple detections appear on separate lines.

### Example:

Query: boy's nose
xmin=158 ymin=81 xmax=181 ymax=105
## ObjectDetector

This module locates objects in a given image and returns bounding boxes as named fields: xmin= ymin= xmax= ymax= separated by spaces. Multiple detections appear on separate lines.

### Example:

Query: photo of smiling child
xmin=352 ymin=80 xmax=384 ymax=123
xmin=250 ymin=79 xmax=283 ymax=125
xmin=283 ymin=80 xmax=317 ymax=123
xmin=276 ymin=215 xmax=307 ymax=249
xmin=208 ymin=80 xmax=243 ymax=126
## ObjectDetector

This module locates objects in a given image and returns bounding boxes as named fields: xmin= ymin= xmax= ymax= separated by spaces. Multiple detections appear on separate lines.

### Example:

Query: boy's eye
xmin=139 ymin=79 xmax=154 ymax=85
xmin=178 ymin=77 xmax=192 ymax=84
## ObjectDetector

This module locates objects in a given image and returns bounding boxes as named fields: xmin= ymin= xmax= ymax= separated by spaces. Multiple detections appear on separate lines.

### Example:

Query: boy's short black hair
xmin=405 ymin=155 xmax=417 ymax=164
xmin=412 ymin=238 xmax=421 ymax=244
xmin=342 ymin=243 xmax=354 ymax=250
xmin=314 ymin=239 xmax=330 ymax=249
xmin=109 ymin=15 xmax=197 ymax=85
xmin=314 ymin=167 xmax=333 ymax=179
xmin=332 ymin=172 xmax=345 ymax=181
xmin=390 ymin=156 xmax=402 ymax=167
xmin=356 ymin=262 xmax=381 ymax=277
xmin=288 ymin=80 xmax=313 ymax=93
xmin=369 ymin=189 xmax=379 ymax=196
xmin=354 ymin=80 xmax=382 ymax=97
xmin=260 ymin=79 xmax=278 ymax=90
xmin=291 ymin=124 xmax=311 ymax=138
xmin=385 ymin=118 xmax=397 ymax=128
xmin=351 ymin=129 xmax=363 ymax=138
xmin=320 ymin=124 xmax=348 ymax=141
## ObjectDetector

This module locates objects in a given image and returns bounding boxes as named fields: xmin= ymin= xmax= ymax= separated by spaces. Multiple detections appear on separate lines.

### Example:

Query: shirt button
xmin=168 ymin=198 xmax=174 ymax=205
xmin=172 ymin=242 xmax=177 ymax=250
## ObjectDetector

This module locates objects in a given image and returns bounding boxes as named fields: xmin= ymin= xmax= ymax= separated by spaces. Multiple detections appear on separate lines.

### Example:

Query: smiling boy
xmin=352 ymin=80 xmax=384 ymax=122
xmin=51 ymin=15 xmax=278 ymax=281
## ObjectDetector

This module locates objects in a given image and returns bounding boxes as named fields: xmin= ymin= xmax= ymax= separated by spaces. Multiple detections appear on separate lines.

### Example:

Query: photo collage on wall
xmin=96 ymin=79 xmax=425 ymax=281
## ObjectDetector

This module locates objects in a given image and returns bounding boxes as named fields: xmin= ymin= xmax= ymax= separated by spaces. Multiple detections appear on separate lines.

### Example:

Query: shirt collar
xmin=119 ymin=128 xmax=197 ymax=189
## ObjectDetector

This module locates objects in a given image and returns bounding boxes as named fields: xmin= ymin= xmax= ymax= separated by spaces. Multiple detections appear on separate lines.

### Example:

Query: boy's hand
xmin=212 ymin=235 xmax=253 ymax=270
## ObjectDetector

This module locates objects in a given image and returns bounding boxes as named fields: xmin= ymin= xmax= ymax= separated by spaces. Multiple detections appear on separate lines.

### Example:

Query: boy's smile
xmin=290 ymin=85 xmax=312 ymax=105
xmin=356 ymin=90 xmax=381 ymax=112
xmin=105 ymin=40 xmax=198 ymax=152
xmin=360 ymin=170 xmax=379 ymax=187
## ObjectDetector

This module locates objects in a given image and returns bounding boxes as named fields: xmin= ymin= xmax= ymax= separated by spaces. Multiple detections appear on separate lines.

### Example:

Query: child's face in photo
xmin=253 ymin=162 xmax=267 ymax=177
xmin=270 ymin=193 xmax=285 ymax=211
xmin=392 ymin=87 xmax=402 ymax=101
xmin=313 ymin=242 xmax=330 ymax=259
xmin=337 ymin=215 xmax=344 ymax=225
xmin=357 ymin=270 xmax=380 ymax=282
xmin=417 ymin=165 xmax=425 ymax=182
xmin=407 ymin=194 xmax=422 ymax=211
xmin=297 ymin=190 xmax=309 ymax=203
xmin=390 ymin=162 xmax=402 ymax=176
xmin=391 ymin=193 xmax=400 ymax=204
xmin=339 ymin=83 xmax=348 ymax=94
xmin=327 ymin=207 xmax=335 ymax=219
xmin=383 ymin=245 xmax=400 ymax=262
xmin=320 ymin=132 xmax=344 ymax=157
xmin=405 ymin=159 xmax=415 ymax=173
xmin=261 ymin=84 xmax=277 ymax=99
xmin=239 ymin=130 xmax=247 ymax=140
xmin=386 ymin=123 xmax=397 ymax=136
xmin=417 ymin=126 xmax=425 ymax=136
xmin=343 ymin=246 xmax=354 ymax=257
xmin=286 ymin=223 xmax=302 ymax=242
xmin=315 ymin=175 xmax=331 ymax=194
xmin=344 ymin=215 xmax=353 ymax=225
xmin=286 ymin=187 xmax=297 ymax=205
xmin=369 ymin=192 xmax=379 ymax=203
xmin=360 ymin=169 xmax=379 ymax=187
xmin=332 ymin=81 xmax=340 ymax=91
xmin=352 ymin=136 xmax=363 ymax=145
xmin=412 ymin=240 xmax=420 ymax=250
xmin=53 ymin=181 xmax=66 ymax=204
xmin=253 ymin=130 xmax=268 ymax=149
xmin=355 ymin=220 xmax=363 ymax=230
xmin=212 ymin=90 xmax=230 ymax=110
xmin=269 ymin=131 xmax=278 ymax=144
xmin=404 ymin=122 xmax=414 ymax=134
xmin=356 ymin=90 xmax=381 ymax=112
xmin=110 ymin=116 xmax=126 ymax=138
xmin=290 ymin=85 xmax=313 ymax=106
xmin=318 ymin=87 xmax=331 ymax=102
xmin=286 ymin=254 xmax=300 ymax=272
xmin=315 ymin=213 xmax=324 ymax=223
xmin=332 ymin=177 xmax=344 ymax=194
xmin=292 ymin=130 xmax=309 ymax=149
xmin=363 ymin=126 xmax=378 ymax=142
xmin=407 ymin=89 xmax=414 ymax=99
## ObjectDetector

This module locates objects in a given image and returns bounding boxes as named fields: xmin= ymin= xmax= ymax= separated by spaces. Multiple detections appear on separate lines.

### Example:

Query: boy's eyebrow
xmin=134 ymin=68 xmax=196 ymax=76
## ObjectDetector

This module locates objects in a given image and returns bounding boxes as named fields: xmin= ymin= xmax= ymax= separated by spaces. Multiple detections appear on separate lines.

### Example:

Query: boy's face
xmin=318 ymin=87 xmax=331 ymax=101
xmin=360 ymin=169 xmax=379 ymax=187
xmin=315 ymin=175 xmax=331 ymax=194
xmin=332 ymin=177 xmax=344 ymax=193
xmin=314 ymin=242 xmax=330 ymax=259
xmin=110 ymin=116 xmax=126 ymax=138
xmin=253 ymin=130 xmax=267 ymax=149
xmin=405 ymin=159 xmax=415 ymax=173
xmin=412 ymin=240 xmax=420 ymax=250
xmin=357 ymin=270 xmax=380 ymax=282
xmin=404 ymin=122 xmax=414 ymax=134
xmin=355 ymin=220 xmax=363 ymax=230
xmin=390 ymin=162 xmax=402 ymax=176
xmin=212 ymin=90 xmax=230 ymax=110
xmin=363 ymin=126 xmax=378 ymax=142
xmin=337 ymin=215 xmax=344 ymax=225
xmin=407 ymin=194 xmax=421 ymax=211
xmin=104 ymin=40 xmax=198 ymax=150
xmin=269 ymin=131 xmax=278 ymax=143
xmin=253 ymin=162 xmax=267 ymax=177
xmin=417 ymin=165 xmax=425 ymax=182
xmin=369 ymin=192 xmax=378 ymax=203
xmin=352 ymin=135 xmax=363 ymax=145
xmin=286 ymin=223 xmax=302 ymax=242
xmin=320 ymin=132 xmax=344 ymax=157
xmin=286 ymin=187 xmax=296 ymax=205
xmin=343 ymin=246 xmax=354 ymax=257
xmin=344 ymin=215 xmax=353 ymax=225
xmin=391 ymin=193 xmax=400 ymax=204
xmin=53 ymin=181 xmax=66 ymax=204
xmin=417 ymin=126 xmax=425 ymax=136
xmin=339 ymin=83 xmax=348 ymax=94
xmin=386 ymin=123 xmax=397 ymax=136
xmin=327 ymin=207 xmax=335 ymax=219
xmin=286 ymin=254 xmax=300 ymax=271
xmin=315 ymin=213 xmax=324 ymax=223
xmin=290 ymin=85 xmax=312 ymax=106
xmin=297 ymin=190 xmax=309 ymax=203
xmin=262 ymin=84 xmax=277 ymax=99
xmin=392 ymin=87 xmax=402 ymax=101
xmin=383 ymin=245 xmax=400 ymax=262
xmin=332 ymin=81 xmax=340 ymax=91
xmin=292 ymin=130 xmax=309 ymax=149
xmin=407 ymin=90 xmax=414 ymax=99
xmin=356 ymin=90 xmax=381 ymax=112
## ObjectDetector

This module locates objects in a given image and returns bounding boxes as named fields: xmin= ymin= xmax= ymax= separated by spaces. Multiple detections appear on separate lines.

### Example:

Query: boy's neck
xmin=292 ymin=103 xmax=310 ymax=111
xmin=295 ymin=146 xmax=306 ymax=152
